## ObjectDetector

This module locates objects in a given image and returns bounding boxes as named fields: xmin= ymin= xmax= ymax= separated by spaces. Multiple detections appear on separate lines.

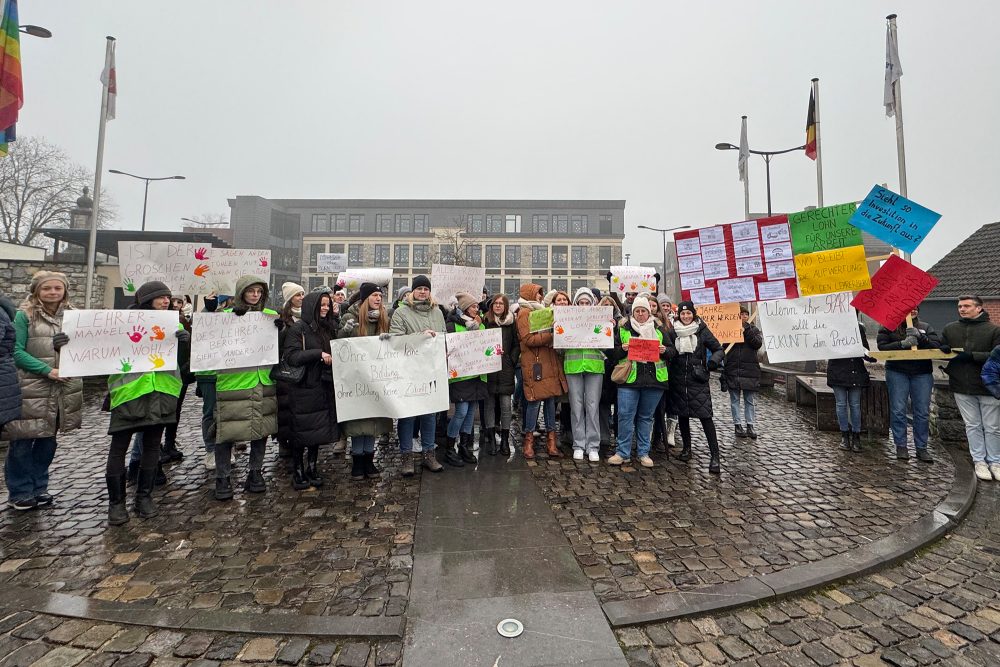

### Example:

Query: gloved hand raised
xmin=175 ymin=329 xmax=190 ymax=343
xmin=274 ymin=318 xmax=285 ymax=330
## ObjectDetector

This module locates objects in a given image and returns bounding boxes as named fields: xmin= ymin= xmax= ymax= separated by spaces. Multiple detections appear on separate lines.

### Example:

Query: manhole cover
xmin=497 ymin=618 xmax=523 ymax=638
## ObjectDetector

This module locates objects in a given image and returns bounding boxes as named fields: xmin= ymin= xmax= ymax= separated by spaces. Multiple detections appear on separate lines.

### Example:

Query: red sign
xmin=627 ymin=337 xmax=661 ymax=363
xmin=851 ymin=255 xmax=939 ymax=330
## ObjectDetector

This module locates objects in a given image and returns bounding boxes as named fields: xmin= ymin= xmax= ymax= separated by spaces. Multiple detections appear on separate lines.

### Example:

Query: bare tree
xmin=0 ymin=136 xmax=116 ymax=248
xmin=183 ymin=213 xmax=229 ymax=227
xmin=430 ymin=216 xmax=482 ymax=266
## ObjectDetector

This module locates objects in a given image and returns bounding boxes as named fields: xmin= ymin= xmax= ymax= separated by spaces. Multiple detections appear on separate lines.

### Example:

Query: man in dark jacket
xmin=723 ymin=306 xmax=763 ymax=440
xmin=942 ymin=295 xmax=1000 ymax=481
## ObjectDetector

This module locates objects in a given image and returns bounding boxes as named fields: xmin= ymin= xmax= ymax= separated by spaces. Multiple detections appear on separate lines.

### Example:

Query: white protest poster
xmin=431 ymin=264 xmax=487 ymax=305
xmin=553 ymin=306 xmax=615 ymax=349
xmin=757 ymin=292 xmax=866 ymax=363
xmin=690 ymin=287 xmax=717 ymax=305
xmin=331 ymin=333 xmax=449 ymax=420
xmin=189 ymin=312 xmax=279 ymax=372
xmin=316 ymin=253 xmax=348 ymax=274
xmin=336 ymin=268 xmax=392 ymax=291
xmin=609 ymin=266 xmax=657 ymax=295
xmin=118 ymin=242 xmax=270 ymax=296
xmin=60 ymin=309 xmax=180 ymax=377
xmin=445 ymin=328 xmax=503 ymax=378
xmin=676 ymin=237 xmax=701 ymax=256
xmin=205 ymin=249 xmax=271 ymax=295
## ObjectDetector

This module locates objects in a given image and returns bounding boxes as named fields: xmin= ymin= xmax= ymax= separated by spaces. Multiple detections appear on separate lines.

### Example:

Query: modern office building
xmin=227 ymin=198 xmax=626 ymax=302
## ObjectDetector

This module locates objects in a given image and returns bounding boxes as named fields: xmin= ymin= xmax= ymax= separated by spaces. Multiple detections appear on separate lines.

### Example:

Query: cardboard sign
xmin=189 ymin=312 xmax=279 ymax=372
xmin=118 ymin=242 xmax=270 ymax=296
xmin=793 ymin=245 xmax=871 ymax=297
xmin=697 ymin=302 xmax=743 ymax=344
xmin=529 ymin=307 xmax=554 ymax=333
xmin=627 ymin=337 xmax=661 ymax=363
xmin=316 ymin=253 xmax=347 ymax=273
xmin=336 ymin=269 xmax=392 ymax=291
xmin=757 ymin=293 xmax=867 ymax=363
xmin=849 ymin=185 xmax=942 ymax=254
xmin=60 ymin=309 xmax=179 ymax=378
xmin=330 ymin=333 xmax=449 ymax=420
xmin=431 ymin=264 xmax=486 ymax=306
xmin=788 ymin=203 xmax=864 ymax=254
xmin=553 ymin=306 xmax=615 ymax=349
xmin=609 ymin=266 xmax=657 ymax=295
xmin=446 ymin=328 xmax=502 ymax=379
xmin=851 ymin=255 xmax=939 ymax=330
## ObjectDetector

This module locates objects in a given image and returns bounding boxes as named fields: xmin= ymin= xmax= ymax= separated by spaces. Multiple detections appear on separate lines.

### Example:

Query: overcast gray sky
xmin=19 ymin=1 xmax=1000 ymax=270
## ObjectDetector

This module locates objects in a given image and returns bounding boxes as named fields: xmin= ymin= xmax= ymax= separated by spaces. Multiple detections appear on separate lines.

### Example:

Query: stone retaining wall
xmin=932 ymin=386 xmax=968 ymax=445
xmin=0 ymin=259 xmax=106 ymax=306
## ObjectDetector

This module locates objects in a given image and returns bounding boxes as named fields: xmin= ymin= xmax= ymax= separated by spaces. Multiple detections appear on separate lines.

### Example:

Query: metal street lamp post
xmin=108 ymin=170 xmax=185 ymax=231
xmin=19 ymin=25 xmax=52 ymax=38
xmin=636 ymin=224 xmax=692 ymax=296
xmin=715 ymin=142 xmax=804 ymax=216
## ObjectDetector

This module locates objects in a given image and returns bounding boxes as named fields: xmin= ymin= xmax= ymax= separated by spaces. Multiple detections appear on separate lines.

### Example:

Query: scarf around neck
xmin=673 ymin=320 xmax=700 ymax=354
xmin=517 ymin=298 xmax=542 ymax=312
xmin=629 ymin=315 xmax=658 ymax=341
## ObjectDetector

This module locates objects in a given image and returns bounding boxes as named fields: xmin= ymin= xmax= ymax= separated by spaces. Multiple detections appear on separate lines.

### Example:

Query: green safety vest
xmin=215 ymin=307 xmax=278 ymax=392
xmin=619 ymin=328 xmax=668 ymax=385
xmin=564 ymin=348 xmax=605 ymax=375
xmin=108 ymin=320 xmax=185 ymax=409
xmin=449 ymin=322 xmax=488 ymax=384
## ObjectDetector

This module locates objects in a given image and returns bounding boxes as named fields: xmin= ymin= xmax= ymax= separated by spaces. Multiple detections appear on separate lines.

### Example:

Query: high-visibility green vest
xmin=108 ymin=321 xmax=185 ymax=409
xmin=215 ymin=307 xmax=278 ymax=392
xmin=564 ymin=349 xmax=605 ymax=375
xmin=619 ymin=328 xmax=668 ymax=384
xmin=449 ymin=322 xmax=488 ymax=384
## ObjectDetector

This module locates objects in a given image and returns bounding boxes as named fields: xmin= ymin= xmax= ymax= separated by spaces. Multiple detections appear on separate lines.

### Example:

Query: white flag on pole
xmin=100 ymin=40 xmax=117 ymax=120
xmin=884 ymin=24 xmax=902 ymax=118
xmin=738 ymin=116 xmax=749 ymax=183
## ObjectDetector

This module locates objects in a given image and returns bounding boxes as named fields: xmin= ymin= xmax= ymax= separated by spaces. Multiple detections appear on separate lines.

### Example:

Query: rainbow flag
xmin=0 ymin=0 xmax=22 ymax=156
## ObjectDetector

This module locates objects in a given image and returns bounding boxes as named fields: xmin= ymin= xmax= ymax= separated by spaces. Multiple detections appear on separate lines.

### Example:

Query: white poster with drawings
xmin=678 ymin=254 xmax=703 ymax=273
xmin=431 ymin=264 xmax=487 ymax=305
xmin=118 ymin=242 xmax=270 ymax=296
xmin=703 ymin=260 xmax=730 ymax=281
xmin=701 ymin=243 xmax=728 ymax=262
xmin=336 ymin=268 xmax=393 ymax=291
xmin=446 ymin=328 xmax=503 ymax=378
xmin=553 ymin=306 xmax=615 ymax=349
xmin=699 ymin=226 xmax=725 ymax=244
xmin=676 ymin=237 xmax=701 ymax=256
xmin=608 ymin=265 xmax=657 ymax=295
xmin=757 ymin=281 xmax=788 ymax=301
xmin=717 ymin=278 xmax=756 ymax=304
xmin=689 ymin=287 xmax=717 ymax=306
xmin=766 ymin=261 xmax=796 ymax=281
xmin=760 ymin=223 xmax=790 ymax=244
xmin=733 ymin=239 xmax=762 ymax=259
xmin=763 ymin=242 xmax=793 ymax=261
xmin=731 ymin=220 xmax=759 ymax=241
xmin=735 ymin=257 xmax=764 ymax=277
xmin=190 ymin=312 xmax=279 ymax=372
xmin=60 ymin=309 xmax=180 ymax=378
xmin=758 ymin=293 xmax=866 ymax=363
xmin=680 ymin=272 xmax=705 ymax=290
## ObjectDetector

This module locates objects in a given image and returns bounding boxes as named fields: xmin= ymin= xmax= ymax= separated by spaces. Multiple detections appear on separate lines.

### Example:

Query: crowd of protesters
xmin=1 ymin=270 xmax=998 ymax=525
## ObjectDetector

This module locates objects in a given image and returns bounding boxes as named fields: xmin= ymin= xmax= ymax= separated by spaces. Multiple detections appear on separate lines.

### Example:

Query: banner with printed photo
xmin=446 ymin=328 xmax=502 ymax=379
xmin=330 ymin=333 xmax=450 ymax=420
xmin=316 ymin=253 xmax=348 ymax=274
xmin=553 ymin=306 xmax=615 ymax=349
xmin=118 ymin=242 xmax=270 ymax=297
xmin=850 ymin=255 xmax=939 ymax=330
xmin=849 ymin=185 xmax=942 ymax=254
xmin=335 ymin=268 xmax=392 ymax=291
xmin=793 ymin=245 xmax=871 ymax=297
xmin=60 ymin=309 xmax=180 ymax=377
xmin=697 ymin=302 xmax=743 ymax=344
xmin=189 ymin=312 xmax=280 ymax=372
xmin=757 ymin=293 xmax=866 ymax=363
xmin=608 ymin=266 xmax=657 ymax=295
xmin=431 ymin=264 xmax=486 ymax=306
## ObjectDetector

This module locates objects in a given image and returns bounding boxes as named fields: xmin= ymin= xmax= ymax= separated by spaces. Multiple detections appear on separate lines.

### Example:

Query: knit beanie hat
xmin=395 ymin=286 xmax=412 ymax=302
xmin=358 ymin=282 xmax=380 ymax=305
xmin=657 ymin=294 xmax=673 ymax=307
xmin=29 ymin=270 xmax=69 ymax=295
xmin=135 ymin=280 xmax=172 ymax=307
xmin=542 ymin=290 xmax=558 ymax=307
xmin=412 ymin=275 xmax=431 ymax=291
xmin=455 ymin=291 xmax=479 ymax=314
xmin=573 ymin=286 xmax=595 ymax=305
xmin=740 ymin=305 xmax=750 ymax=315
xmin=281 ymin=282 xmax=305 ymax=306
xmin=632 ymin=296 xmax=652 ymax=314
xmin=677 ymin=300 xmax=697 ymax=317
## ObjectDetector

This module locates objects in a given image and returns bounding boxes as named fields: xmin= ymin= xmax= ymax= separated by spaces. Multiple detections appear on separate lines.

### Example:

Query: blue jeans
xmin=447 ymin=401 xmax=476 ymax=438
xmin=728 ymin=389 xmax=757 ymax=426
xmin=954 ymin=393 xmax=1000 ymax=464
xmin=351 ymin=434 xmax=375 ymax=456
xmin=616 ymin=387 xmax=664 ymax=459
xmin=197 ymin=377 xmax=217 ymax=454
xmin=398 ymin=413 xmax=437 ymax=453
xmin=832 ymin=386 xmax=863 ymax=432
xmin=128 ymin=432 xmax=144 ymax=466
xmin=524 ymin=397 xmax=555 ymax=433
xmin=4 ymin=437 xmax=57 ymax=502
xmin=885 ymin=369 xmax=933 ymax=449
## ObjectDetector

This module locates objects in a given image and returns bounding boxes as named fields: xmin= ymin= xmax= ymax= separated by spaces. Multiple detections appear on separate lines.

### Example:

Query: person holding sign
xmin=2 ymin=272 xmax=83 ymax=512
xmin=827 ymin=320 xmax=873 ymax=454
xmin=606 ymin=296 xmax=672 ymax=468
xmin=722 ymin=306 xmax=763 ymax=441
xmin=483 ymin=294 xmax=518 ymax=457
xmin=666 ymin=301 xmax=724 ymax=474
xmin=212 ymin=277 xmax=280 ymax=501
xmin=517 ymin=283 xmax=569 ymax=459
xmin=564 ymin=288 xmax=606 ymax=462
xmin=444 ymin=292 xmax=490 ymax=466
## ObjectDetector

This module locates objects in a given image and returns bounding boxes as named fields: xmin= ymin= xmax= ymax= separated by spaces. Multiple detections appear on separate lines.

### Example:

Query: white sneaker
xmin=639 ymin=455 xmax=654 ymax=468
xmin=204 ymin=452 xmax=216 ymax=471
xmin=588 ymin=451 xmax=600 ymax=462
xmin=607 ymin=454 xmax=628 ymax=465
xmin=572 ymin=449 xmax=584 ymax=461
xmin=975 ymin=462 xmax=992 ymax=481
xmin=990 ymin=463 xmax=1000 ymax=480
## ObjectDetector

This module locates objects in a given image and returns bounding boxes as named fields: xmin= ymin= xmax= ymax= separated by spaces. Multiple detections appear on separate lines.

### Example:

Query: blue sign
xmin=849 ymin=185 xmax=941 ymax=254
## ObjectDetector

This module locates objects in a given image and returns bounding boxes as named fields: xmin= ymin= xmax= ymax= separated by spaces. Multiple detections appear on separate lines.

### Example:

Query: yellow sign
xmin=697 ymin=302 xmax=744 ymax=344
xmin=794 ymin=245 xmax=871 ymax=297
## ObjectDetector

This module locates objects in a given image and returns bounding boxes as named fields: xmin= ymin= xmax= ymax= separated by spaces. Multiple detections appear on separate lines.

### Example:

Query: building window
xmin=599 ymin=215 xmax=613 ymax=235
xmin=551 ymin=278 xmax=568 ymax=292
xmin=467 ymin=214 xmax=484 ymax=234
xmin=395 ymin=214 xmax=411 ymax=233
xmin=377 ymin=214 xmax=393 ymax=233
xmin=333 ymin=214 xmax=347 ymax=232
xmin=414 ymin=214 xmax=429 ymax=233
xmin=374 ymin=244 xmax=390 ymax=267
xmin=571 ymin=215 xmax=587 ymax=234
xmin=413 ymin=244 xmax=429 ymax=267
xmin=348 ymin=243 xmax=364 ymax=266
xmin=466 ymin=244 xmax=482 ymax=266
xmin=393 ymin=277 xmax=409 ymax=295
xmin=486 ymin=215 xmax=503 ymax=233
xmin=571 ymin=246 xmax=587 ymax=268
xmin=553 ymin=214 xmax=569 ymax=234
xmin=532 ymin=245 xmax=548 ymax=268
xmin=394 ymin=244 xmax=409 ymax=267
xmin=329 ymin=243 xmax=344 ymax=253
xmin=486 ymin=245 xmax=501 ymax=268
xmin=532 ymin=215 xmax=549 ymax=233
xmin=534 ymin=278 xmax=548 ymax=291
xmin=505 ymin=245 xmax=521 ymax=266
xmin=599 ymin=246 xmax=612 ymax=269
xmin=439 ymin=243 xmax=455 ymax=265
xmin=571 ymin=279 xmax=590 ymax=293
xmin=485 ymin=278 xmax=501 ymax=295
xmin=349 ymin=214 xmax=364 ymax=232
xmin=309 ymin=243 xmax=325 ymax=266
xmin=311 ymin=214 xmax=329 ymax=232
xmin=308 ymin=276 xmax=324 ymax=291
xmin=505 ymin=214 xmax=521 ymax=233
xmin=552 ymin=245 xmax=568 ymax=268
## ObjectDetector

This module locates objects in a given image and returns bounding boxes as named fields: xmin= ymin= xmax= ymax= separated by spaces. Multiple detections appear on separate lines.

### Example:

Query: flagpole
xmin=887 ymin=14 xmax=907 ymax=199
xmin=740 ymin=116 xmax=750 ymax=220
xmin=85 ymin=36 xmax=114 ymax=309
xmin=811 ymin=78 xmax=824 ymax=207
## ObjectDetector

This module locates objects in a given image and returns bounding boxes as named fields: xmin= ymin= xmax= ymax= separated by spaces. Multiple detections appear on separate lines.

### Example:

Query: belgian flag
xmin=805 ymin=89 xmax=817 ymax=160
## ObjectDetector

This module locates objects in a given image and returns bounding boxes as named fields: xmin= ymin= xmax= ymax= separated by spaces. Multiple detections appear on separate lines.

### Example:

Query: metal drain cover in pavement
xmin=497 ymin=618 xmax=523 ymax=638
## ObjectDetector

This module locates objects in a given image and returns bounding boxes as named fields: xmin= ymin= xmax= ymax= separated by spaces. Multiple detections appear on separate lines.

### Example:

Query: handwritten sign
xmin=553 ymin=306 xmax=615 ymax=349
xmin=336 ymin=268 xmax=392 ymax=291
xmin=788 ymin=203 xmax=863 ymax=254
xmin=609 ymin=266 xmax=657 ymax=294
xmin=529 ymin=307 xmax=554 ymax=332
xmin=429 ymin=264 xmax=487 ymax=306
xmin=60 ymin=309 xmax=179 ymax=377
xmin=118 ymin=242 xmax=270 ymax=296
xmin=793 ymin=245 xmax=871 ymax=297
xmin=446 ymin=328 xmax=502 ymax=379
xmin=627 ymin=337 xmax=661 ymax=363
xmin=330 ymin=333 xmax=449 ymax=420
xmin=316 ymin=253 xmax=347 ymax=273
xmin=757 ymin=293 xmax=866 ymax=363
xmin=849 ymin=185 xmax=942 ymax=254
xmin=697 ymin=302 xmax=743 ymax=344
xmin=851 ymin=255 xmax=939 ymax=330
xmin=189 ymin=312 xmax=279 ymax=372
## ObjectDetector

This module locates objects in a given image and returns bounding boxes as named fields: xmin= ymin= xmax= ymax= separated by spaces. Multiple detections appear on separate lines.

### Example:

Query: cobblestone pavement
xmin=617 ymin=481 xmax=1000 ymax=667
xmin=527 ymin=387 xmax=956 ymax=603
xmin=0 ymin=392 xmax=419 ymax=618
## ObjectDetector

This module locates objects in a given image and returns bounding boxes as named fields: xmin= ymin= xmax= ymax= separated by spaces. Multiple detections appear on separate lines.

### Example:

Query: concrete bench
xmin=794 ymin=375 xmax=891 ymax=436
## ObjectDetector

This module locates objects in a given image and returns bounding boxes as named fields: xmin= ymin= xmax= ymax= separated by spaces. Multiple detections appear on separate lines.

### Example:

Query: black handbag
xmin=271 ymin=333 xmax=306 ymax=383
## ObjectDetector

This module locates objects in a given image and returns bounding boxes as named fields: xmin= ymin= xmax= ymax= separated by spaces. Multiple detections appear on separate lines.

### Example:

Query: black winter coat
xmin=283 ymin=292 xmax=340 ymax=447
xmin=941 ymin=311 xmax=1000 ymax=396
xmin=446 ymin=310 xmax=489 ymax=403
xmin=826 ymin=322 xmax=871 ymax=388
xmin=0 ymin=296 xmax=21 ymax=428
xmin=667 ymin=321 xmax=723 ymax=419
xmin=722 ymin=323 xmax=763 ymax=392
xmin=876 ymin=319 xmax=942 ymax=376
xmin=275 ymin=314 xmax=300 ymax=443
xmin=485 ymin=314 xmax=519 ymax=395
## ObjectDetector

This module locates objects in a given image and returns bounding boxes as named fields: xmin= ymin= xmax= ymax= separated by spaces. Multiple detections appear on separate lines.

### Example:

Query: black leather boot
xmin=499 ymin=429 xmax=511 ymax=456
xmin=486 ymin=428 xmax=498 ymax=456
xmin=746 ymin=424 xmax=758 ymax=440
xmin=442 ymin=437 xmax=464 ymax=467
xmin=850 ymin=432 xmax=862 ymax=453
xmin=215 ymin=475 xmax=234 ymax=500
xmin=458 ymin=433 xmax=478 ymax=464
xmin=291 ymin=447 xmax=309 ymax=490
xmin=363 ymin=452 xmax=381 ymax=479
xmin=840 ymin=431 xmax=852 ymax=451
xmin=134 ymin=469 xmax=158 ymax=518
xmin=244 ymin=469 xmax=266 ymax=493
xmin=351 ymin=454 xmax=365 ymax=481
xmin=306 ymin=446 xmax=324 ymax=487
xmin=162 ymin=440 xmax=184 ymax=462
xmin=677 ymin=441 xmax=692 ymax=462
xmin=106 ymin=475 xmax=129 ymax=526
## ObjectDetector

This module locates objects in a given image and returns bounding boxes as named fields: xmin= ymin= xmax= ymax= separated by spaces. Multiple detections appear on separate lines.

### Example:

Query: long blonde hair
xmin=355 ymin=294 xmax=390 ymax=336
xmin=21 ymin=273 xmax=72 ymax=323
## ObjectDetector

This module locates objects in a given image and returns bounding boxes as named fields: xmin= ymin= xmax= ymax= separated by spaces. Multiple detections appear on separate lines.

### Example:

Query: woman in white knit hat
xmin=275 ymin=282 xmax=306 ymax=467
